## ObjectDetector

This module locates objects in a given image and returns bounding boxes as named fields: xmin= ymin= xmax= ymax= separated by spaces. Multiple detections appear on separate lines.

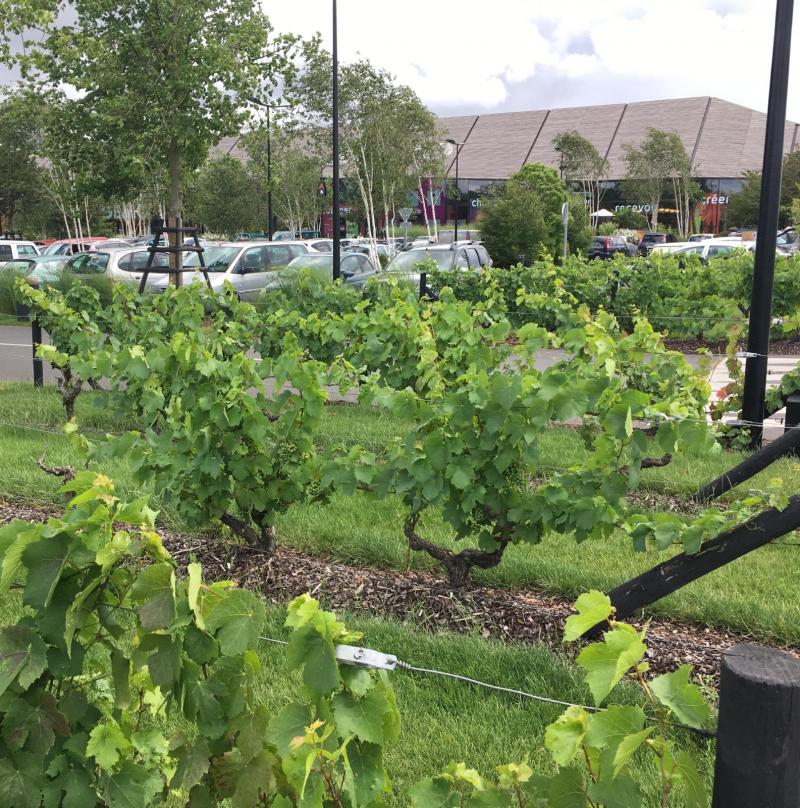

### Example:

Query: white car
xmin=152 ymin=241 xmax=311 ymax=300
xmin=0 ymin=239 xmax=40 ymax=263
xmin=304 ymin=238 xmax=334 ymax=253
xmin=648 ymin=242 xmax=694 ymax=255
xmin=64 ymin=247 xmax=169 ymax=290
xmin=672 ymin=240 xmax=745 ymax=260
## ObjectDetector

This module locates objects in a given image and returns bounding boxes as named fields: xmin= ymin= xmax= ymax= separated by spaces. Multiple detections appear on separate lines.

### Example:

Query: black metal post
xmin=419 ymin=271 xmax=427 ymax=299
xmin=31 ymin=318 xmax=43 ymax=388
xmin=454 ymin=145 xmax=460 ymax=244
xmin=740 ymin=0 xmax=794 ymax=448
xmin=332 ymin=0 xmax=341 ymax=281
xmin=267 ymin=104 xmax=273 ymax=241
xmin=713 ymin=644 xmax=800 ymax=807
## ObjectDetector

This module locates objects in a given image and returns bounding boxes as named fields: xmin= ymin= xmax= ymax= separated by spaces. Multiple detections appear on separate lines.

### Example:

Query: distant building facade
xmin=435 ymin=96 xmax=800 ymax=233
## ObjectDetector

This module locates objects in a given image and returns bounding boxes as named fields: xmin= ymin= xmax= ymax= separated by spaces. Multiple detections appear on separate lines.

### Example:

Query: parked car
xmin=381 ymin=242 xmax=492 ymax=287
xmin=587 ymin=236 xmax=637 ymax=260
xmin=41 ymin=237 xmax=110 ymax=256
xmin=3 ymin=255 xmax=72 ymax=287
xmin=64 ymin=247 xmax=169 ymax=290
xmin=637 ymin=232 xmax=676 ymax=255
xmin=344 ymin=243 xmax=393 ymax=261
xmin=151 ymin=241 xmax=311 ymax=300
xmin=0 ymin=238 xmax=40 ymax=262
xmin=776 ymin=226 xmax=799 ymax=253
xmin=688 ymin=233 xmax=715 ymax=243
xmin=671 ymin=241 xmax=746 ymax=262
xmin=280 ymin=252 xmax=381 ymax=288
xmin=305 ymin=238 xmax=334 ymax=253
xmin=273 ymin=229 xmax=321 ymax=241
xmin=648 ymin=241 xmax=694 ymax=256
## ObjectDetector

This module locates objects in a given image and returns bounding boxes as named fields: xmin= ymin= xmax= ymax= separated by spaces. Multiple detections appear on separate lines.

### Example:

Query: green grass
xmin=0 ymin=585 xmax=713 ymax=804
xmin=255 ymin=608 xmax=714 ymax=804
xmin=1 ymin=382 xmax=800 ymax=644
xmin=0 ymin=313 xmax=25 ymax=326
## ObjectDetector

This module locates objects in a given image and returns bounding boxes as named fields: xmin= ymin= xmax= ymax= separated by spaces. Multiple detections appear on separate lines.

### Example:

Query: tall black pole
xmin=454 ymin=145 xmax=460 ymax=243
xmin=267 ymin=104 xmax=273 ymax=241
xmin=331 ymin=0 xmax=341 ymax=280
xmin=740 ymin=0 xmax=794 ymax=447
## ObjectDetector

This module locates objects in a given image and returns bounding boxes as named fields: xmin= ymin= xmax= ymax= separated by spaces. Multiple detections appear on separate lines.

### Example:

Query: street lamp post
xmin=332 ymin=0 xmax=341 ymax=280
xmin=249 ymin=97 xmax=289 ymax=240
xmin=446 ymin=138 xmax=464 ymax=243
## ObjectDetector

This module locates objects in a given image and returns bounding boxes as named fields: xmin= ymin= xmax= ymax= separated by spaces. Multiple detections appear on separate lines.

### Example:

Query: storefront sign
xmin=615 ymin=204 xmax=658 ymax=214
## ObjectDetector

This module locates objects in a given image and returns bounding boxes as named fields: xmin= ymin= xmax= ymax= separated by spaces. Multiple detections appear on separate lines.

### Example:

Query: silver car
xmin=152 ymin=241 xmax=311 ymax=300
xmin=64 ymin=247 xmax=169 ymax=289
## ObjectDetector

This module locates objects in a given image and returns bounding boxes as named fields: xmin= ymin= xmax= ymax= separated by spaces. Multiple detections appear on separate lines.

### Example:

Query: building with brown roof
xmin=436 ymin=96 xmax=798 ymax=232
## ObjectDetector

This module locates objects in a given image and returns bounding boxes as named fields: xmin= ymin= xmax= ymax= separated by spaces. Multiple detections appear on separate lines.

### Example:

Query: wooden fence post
xmin=713 ymin=644 xmax=800 ymax=807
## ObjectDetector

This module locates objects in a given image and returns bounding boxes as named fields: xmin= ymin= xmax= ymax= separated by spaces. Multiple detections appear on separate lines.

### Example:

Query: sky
xmin=266 ymin=0 xmax=800 ymax=120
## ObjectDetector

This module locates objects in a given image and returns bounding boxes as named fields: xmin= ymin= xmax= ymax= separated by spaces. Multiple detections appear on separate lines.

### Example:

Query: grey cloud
xmin=430 ymin=66 xmax=675 ymax=117
xmin=566 ymin=32 xmax=595 ymax=56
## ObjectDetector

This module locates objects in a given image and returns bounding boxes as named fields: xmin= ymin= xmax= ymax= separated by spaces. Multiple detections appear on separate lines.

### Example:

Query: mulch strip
xmin=2 ymin=499 xmax=794 ymax=684
xmin=664 ymin=337 xmax=800 ymax=356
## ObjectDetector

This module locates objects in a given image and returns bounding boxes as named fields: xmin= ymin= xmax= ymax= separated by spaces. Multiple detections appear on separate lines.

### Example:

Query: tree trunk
xmin=167 ymin=138 xmax=183 ymax=287
xmin=84 ymin=197 xmax=92 ymax=239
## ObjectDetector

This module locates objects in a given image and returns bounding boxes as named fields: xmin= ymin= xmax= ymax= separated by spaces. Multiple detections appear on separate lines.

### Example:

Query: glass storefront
xmin=419 ymin=176 xmax=744 ymax=235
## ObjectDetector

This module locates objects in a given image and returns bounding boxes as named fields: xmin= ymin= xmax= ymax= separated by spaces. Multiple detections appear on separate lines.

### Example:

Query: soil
xmin=664 ymin=337 xmax=800 ymax=357
xmin=3 ymin=499 xmax=795 ymax=685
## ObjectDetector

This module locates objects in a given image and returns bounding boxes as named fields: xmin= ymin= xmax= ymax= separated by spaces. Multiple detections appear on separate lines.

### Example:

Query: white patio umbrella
xmin=590 ymin=209 xmax=615 ymax=219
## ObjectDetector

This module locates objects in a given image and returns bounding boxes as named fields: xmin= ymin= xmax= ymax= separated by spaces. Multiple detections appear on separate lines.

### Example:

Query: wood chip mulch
xmin=2 ymin=500 xmax=795 ymax=685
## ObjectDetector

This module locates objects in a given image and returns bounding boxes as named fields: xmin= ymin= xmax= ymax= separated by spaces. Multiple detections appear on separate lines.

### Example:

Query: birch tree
xmin=285 ymin=52 xmax=443 ymax=262
xmin=552 ymin=130 xmax=609 ymax=225
xmin=622 ymin=128 xmax=699 ymax=236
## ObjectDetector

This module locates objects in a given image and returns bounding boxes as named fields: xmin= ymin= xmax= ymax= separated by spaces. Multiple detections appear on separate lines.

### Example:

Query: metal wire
xmin=257 ymin=635 xmax=715 ymax=738
xmin=394 ymin=660 xmax=602 ymax=711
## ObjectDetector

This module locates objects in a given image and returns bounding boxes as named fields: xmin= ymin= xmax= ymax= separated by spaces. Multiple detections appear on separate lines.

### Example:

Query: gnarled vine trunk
xmin=220 ymin=512 xmax=277 ymax=554
xmin=404 ymin=513 xmax=509 ymax=588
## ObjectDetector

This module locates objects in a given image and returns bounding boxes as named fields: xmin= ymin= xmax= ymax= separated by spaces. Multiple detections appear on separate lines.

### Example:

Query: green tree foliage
xmin=480 ymin=179 xmax=549 ymax=266
xmin=481 ymin=164 xmax=589 ymax=264
xmin=726 ymin=170 xmax=763 ymax=228
xmin=0 ymin=93 xmax=39 ymax=232
xmin=285 ymin=49 xmax=444 ymax=258
xmin=613 ymin=207 xmax=649 ymax=229
xmin=727 ymin=150 xmax=800 ymax=228
xmin=622 ymin=128 xmax=700 ymax=236
xmin=0 ymin=0 xmax=295 ymax=269
xmin=185 ymin=155 xmax=263 ymax=238
xmin=245 ymin=126 xmax=329 ymax=236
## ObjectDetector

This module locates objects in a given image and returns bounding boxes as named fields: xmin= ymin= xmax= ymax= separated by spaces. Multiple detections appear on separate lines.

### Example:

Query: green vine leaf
xmin=205 ymin=589 xmax=266 ymax=656
xmin=563 ymin=591 xmax=613 ymax=641
xmin=650 ymin=665 xmax=710 ymax=729
xmin=86 ymin=722 xmax=132 ymax=771
xmin=577 ymin=624 xmax=646 ymax=706
xmin=544 ymin=705 xmax=588 ymax=766
xmin=130 ymin=563 xmax=177 ymax=631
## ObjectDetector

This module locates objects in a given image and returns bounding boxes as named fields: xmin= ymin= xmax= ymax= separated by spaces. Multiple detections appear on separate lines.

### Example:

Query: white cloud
xmin=264 ymin=0 xmax=800 ymax=118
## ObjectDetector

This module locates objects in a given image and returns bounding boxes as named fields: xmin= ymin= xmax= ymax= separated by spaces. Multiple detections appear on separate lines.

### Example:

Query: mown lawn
xmin=1 ymin=382 xmax=799 ymax=644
